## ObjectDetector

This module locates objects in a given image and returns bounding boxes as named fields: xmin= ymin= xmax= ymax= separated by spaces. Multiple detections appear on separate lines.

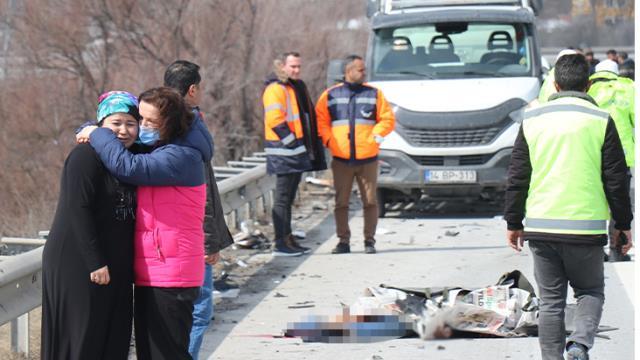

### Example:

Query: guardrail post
xmin=248 ymin=200 xmax=256 ymax=223
xmin=264 ymin=190 xmax=273 ymax=215
xmin=256 ymin=195 xmax=265 ymax=215
xmin=11 ymin=313 xmax=29 ymax=355
xmin=233 ymin=209 xmax=241 ymax=230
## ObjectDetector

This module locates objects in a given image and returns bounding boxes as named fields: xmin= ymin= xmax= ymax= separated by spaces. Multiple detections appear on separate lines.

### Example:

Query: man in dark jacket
xmin=262 ymin=52 xmax=326 ymax=256
xmin=617 ymin=51 xmax=635 ymax=80
xmin=504 ymin=54 xmax=633 ymax=360
xmin=164 ymin=60 xmax=233 ymax=359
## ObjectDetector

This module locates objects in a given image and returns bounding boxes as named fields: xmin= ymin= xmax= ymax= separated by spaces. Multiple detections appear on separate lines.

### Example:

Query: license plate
xmin=425 ymin=170 xmax=477 ymax=183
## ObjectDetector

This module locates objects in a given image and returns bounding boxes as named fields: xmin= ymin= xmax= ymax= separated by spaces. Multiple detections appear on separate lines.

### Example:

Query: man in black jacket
xmin=164 ymin=60 xmax=233 ymax=359
xmin=504 ymin=54 xmax=633 ymax=360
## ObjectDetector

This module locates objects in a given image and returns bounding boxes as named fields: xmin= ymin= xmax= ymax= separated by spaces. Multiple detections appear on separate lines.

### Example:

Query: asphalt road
xmin=201 ymin=205 xmax=635 ymax=360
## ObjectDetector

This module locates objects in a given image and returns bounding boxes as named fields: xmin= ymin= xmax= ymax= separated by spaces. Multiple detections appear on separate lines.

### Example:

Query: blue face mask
xmin=138 ymin=126 xmax=160 ymax=146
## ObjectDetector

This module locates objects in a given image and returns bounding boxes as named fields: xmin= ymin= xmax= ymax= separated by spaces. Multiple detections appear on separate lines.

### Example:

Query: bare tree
xmin=0 ymin=0 xmax=369 ymax=236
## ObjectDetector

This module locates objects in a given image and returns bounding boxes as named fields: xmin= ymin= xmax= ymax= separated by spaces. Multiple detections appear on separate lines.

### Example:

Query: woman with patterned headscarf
xmin=41 ymin=91 xmax=141 ymax=360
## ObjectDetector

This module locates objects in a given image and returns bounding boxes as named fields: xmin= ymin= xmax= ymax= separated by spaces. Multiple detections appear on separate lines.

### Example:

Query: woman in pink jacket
xmin=80 ymin=87 xmax=214 ymax=360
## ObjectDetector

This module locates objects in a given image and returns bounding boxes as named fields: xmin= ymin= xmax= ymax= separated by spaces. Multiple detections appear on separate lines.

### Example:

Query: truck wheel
xmin=377 ymin=189 xmax=387 ymax=218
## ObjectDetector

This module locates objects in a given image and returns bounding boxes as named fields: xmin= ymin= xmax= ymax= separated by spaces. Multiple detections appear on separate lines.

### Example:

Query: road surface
xmin=200 ymin=205 xmax=635 ymax=360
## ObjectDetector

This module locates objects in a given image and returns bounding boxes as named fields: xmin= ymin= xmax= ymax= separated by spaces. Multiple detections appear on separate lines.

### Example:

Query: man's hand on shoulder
xmin=205 ymin=252 xmax=220 ymax=265
xmin=76 ymin=125 xmax=98 ymax=144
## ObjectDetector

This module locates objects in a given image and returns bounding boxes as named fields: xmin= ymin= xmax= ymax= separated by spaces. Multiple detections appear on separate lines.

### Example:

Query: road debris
xmin=233 ymin=228 xmax=271 ymax=250
xmin=444 ymin=230 xmax=460 ymax=237
xmin=213 ymin=272 xmax=240 ymax=299
xmin=283 ymin=270 xmax=616 ymax=343
xmin=312 ymin=202 xmax=329 ymax=211
xmin=305 ymin=176 xmax=332 ymax=187
xmin=375 ymin=227 xmax=396 ymax=235
xmin=288 ymin=301 xmax=316 ymax=309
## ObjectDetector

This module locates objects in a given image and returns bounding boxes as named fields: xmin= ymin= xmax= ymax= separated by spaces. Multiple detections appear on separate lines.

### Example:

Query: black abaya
xmin=41 ymin=143 xmax=136 ymax=360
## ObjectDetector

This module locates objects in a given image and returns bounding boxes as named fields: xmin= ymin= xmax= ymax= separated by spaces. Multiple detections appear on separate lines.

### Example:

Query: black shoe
xmin=286 ymin=235 xmax=311 ymax=254
xmin=273 ymin=244 xmax=303 ymax=257
xmin=331 ymin=242 xmax=351 ymax=254
xmin=364 ymin=241 xmax=376 ymax=254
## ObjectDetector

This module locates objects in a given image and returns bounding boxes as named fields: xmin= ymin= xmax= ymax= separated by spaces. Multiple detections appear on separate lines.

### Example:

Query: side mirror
xmin=529 ymin=0 xmax=543 ymax=15
xmin=326 ymin=59 xmax=344 ymax=88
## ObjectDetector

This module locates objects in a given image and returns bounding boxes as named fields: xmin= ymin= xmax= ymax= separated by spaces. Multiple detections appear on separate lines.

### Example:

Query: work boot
xmin=364 ymin=240 xmax=376 ymax=254
xmin=286 ymin=234 xmax=311 ymax=254
xmin=331 ymin=242 xmax=351 ymax=254
xmin=566 ymin=342 xmax=589 ymax=360
xmin=272 ymin=242 xmax=303 ymax=257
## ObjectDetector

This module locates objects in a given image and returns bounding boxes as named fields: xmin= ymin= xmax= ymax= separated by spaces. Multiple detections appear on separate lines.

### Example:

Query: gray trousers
xmin=529 ymin=240 xmax=604 ymax=360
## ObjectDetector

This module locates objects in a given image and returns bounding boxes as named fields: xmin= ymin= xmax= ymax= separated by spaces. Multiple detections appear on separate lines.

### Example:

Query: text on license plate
xmin=425 ymin=170 xmax=477 ymax=183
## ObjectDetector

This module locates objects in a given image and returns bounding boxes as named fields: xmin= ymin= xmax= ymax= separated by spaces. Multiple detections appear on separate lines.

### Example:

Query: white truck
xmin=330 ymin=0 xmax=543 ymax=216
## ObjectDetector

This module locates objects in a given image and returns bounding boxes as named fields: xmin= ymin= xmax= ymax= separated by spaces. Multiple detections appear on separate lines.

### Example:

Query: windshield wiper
xmin=460 ymin=70 xmax=510 ymax=77
xmin=384 ymin=70 xmax=436 ymax=79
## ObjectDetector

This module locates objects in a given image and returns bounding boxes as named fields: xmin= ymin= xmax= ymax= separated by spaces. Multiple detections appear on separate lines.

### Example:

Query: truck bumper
xmin=377 ymin=148 xmax=512 ymax=198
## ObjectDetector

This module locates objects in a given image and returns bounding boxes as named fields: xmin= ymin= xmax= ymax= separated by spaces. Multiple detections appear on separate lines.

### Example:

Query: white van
xmin=357 ymin=0 xmax=543 ymax=215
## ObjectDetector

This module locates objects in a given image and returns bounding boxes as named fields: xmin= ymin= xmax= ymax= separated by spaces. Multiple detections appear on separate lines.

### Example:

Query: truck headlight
xmin=379 ymin=160 xmax=392 ymax=175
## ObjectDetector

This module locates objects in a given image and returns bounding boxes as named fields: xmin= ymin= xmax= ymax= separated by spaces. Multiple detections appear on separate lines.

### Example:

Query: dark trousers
xmin=529 ymin=240 xmax=604 ymax=360
xmin=134 ymin=286 xmax=199 ymax=360
xmin=272 ymin=172 xmax=302 ymax=246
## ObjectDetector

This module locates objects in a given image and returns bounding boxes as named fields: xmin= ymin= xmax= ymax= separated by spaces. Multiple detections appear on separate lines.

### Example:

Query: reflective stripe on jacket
xmin=523 ymin=95 xmax=610 ymax=234
xmin=263 ymin=81 xmax=312 ymax=174
xmin=315 ymin=82 xmax=395 ymax=164
xmin=588 ymin=71 xmax=635 ymax=167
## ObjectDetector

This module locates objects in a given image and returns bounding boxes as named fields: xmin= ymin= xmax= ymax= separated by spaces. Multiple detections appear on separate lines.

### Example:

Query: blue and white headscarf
xmin=96 ymin=91 xmax=140 ymax=124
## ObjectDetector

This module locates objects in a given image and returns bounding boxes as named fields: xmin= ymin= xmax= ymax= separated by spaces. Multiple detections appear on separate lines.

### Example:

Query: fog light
xmin=379 ymin=160 xmax=392 ymax=175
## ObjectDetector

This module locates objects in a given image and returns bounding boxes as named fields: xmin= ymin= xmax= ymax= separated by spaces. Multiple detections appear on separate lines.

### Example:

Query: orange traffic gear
xmin=315 ymin=83 xmax=395 ymax=163
xmin=263 ymin=80 xmax=311 ymax=174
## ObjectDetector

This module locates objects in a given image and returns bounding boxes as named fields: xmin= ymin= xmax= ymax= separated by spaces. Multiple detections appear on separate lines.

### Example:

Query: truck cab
xmin=364 ymin=0 xmax=543 ymax=215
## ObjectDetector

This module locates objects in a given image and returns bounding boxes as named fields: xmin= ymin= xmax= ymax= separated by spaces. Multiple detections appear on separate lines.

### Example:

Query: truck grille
xmin=402 ymin=127 xmax=503 ymax=147
xmin=410 ymin=153 xmax=495 ymax=166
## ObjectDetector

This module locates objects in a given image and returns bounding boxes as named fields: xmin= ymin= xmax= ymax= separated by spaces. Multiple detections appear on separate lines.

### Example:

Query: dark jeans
xmin=272 ymin=172 xmax=302 ymax=247
xmin=529 ymin=240 xmax=604 ymax=360
xmin=134 ymin=286 xmax=200 ymax=360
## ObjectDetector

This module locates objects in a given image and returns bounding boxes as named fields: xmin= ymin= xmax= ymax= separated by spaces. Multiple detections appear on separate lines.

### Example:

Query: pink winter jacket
xmin=133 ymin=185 xmax=206 ymax=287
xmin=88 ymin=116 xmax=214 ymax=288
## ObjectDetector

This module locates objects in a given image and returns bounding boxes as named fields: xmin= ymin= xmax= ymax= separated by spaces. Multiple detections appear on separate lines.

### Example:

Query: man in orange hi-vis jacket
xmin=263 ymin=52 xmax=327 ymax=257
xmin=316 ymin=55 xmax=395 ymax=255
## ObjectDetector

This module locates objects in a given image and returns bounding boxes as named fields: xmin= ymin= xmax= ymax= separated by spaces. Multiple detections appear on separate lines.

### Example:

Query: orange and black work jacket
xmin=263 ymin=77 xmax=312 ymax=175
xmin=316 ymin=82 xmax=395 ymax=165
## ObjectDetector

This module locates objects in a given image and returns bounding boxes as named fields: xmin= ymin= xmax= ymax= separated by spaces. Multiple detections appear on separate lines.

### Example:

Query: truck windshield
xmin=371 ymin=22 xmax=533 ymax=80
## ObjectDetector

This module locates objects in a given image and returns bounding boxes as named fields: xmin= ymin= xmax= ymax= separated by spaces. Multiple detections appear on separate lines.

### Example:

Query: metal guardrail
xmin=0 ymin=152 xmax=275 ymax=355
